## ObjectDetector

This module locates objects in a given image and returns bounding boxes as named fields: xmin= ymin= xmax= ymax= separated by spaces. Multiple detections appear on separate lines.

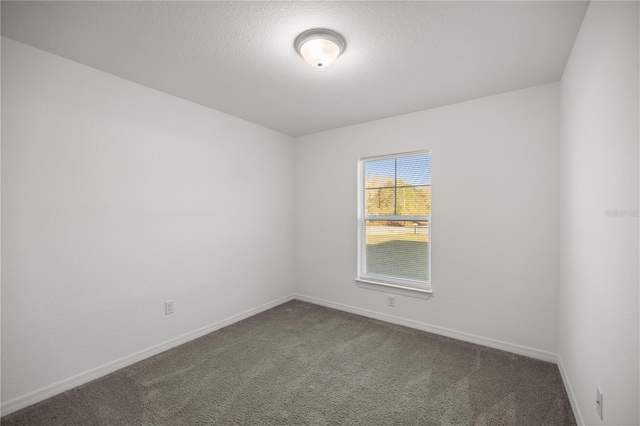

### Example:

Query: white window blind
xmin=358 ymin=151 xmax=431 ymax=292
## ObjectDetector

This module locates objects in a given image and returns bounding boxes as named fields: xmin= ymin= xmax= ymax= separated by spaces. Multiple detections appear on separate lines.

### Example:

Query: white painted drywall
xmin=0 ymin=2 xmax=589 ymax=137
xmin=1 ymin=38 xmax=295 ymax=403
xmin=558 ymin=2 xmax=639 ymax=425
xmin=294 ymin=83 xmax=560 ymax=356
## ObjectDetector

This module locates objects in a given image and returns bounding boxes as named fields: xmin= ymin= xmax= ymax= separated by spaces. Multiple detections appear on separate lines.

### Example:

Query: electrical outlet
xmin=388 ymin=296 xmax=395 ymax=307
xmin=165 ymin=300 xmax=174 ymax=315
xmin=596 ymin=387 xmax=603 ymax=420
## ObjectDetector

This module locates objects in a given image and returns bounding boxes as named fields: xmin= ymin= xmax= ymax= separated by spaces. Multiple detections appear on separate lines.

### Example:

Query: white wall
xmin=558 ymin=2 xmax=639 ymax=425
xmin=294 ymin=83 xmax=560 ymax=358
xmin=1 ymin=38 xmax=295 ymax=405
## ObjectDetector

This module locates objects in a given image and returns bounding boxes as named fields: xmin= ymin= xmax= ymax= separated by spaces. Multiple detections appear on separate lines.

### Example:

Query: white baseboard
xmin=1 ymin=294 xmax=296 ymax=417
xmin=294 ymin=293 xmax=558 ymax=363
xmin=557 ymin=355 xmax=585 ymax=426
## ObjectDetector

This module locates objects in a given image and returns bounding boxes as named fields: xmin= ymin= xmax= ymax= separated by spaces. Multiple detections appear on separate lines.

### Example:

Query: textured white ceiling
xmin=1 ymin=1 xmax=588 ymax=137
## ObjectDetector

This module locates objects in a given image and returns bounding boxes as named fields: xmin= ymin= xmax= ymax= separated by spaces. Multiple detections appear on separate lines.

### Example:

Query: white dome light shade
xmin=295 ymin=29 xmax=346 ymax=68
xmin=299 ymin=39 xmax=341 ymax=68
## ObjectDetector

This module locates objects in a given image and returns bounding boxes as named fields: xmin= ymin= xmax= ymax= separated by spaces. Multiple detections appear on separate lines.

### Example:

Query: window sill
xmin=355 ymin=278 xmax=432 ymax=299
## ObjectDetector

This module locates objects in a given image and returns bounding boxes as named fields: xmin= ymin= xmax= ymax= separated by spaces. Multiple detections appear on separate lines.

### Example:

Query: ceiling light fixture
xmin=294 ymin=29 xmax=346 ymax=68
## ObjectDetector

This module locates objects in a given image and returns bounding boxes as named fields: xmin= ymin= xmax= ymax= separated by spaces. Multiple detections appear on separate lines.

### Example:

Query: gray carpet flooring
xmin=2 ymin=300 xmax=576 ymax=425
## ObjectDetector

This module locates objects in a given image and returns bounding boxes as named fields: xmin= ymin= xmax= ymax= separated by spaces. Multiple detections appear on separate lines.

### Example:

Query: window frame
xmin=356 ymin=150 xmax=432 ymax=295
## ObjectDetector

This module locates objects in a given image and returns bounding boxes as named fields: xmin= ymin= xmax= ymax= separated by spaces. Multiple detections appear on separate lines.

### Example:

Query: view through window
xmin=358 ymin=151 xmax=431 ymax=291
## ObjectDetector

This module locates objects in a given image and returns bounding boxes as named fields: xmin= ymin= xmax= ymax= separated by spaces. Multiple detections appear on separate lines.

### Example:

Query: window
xmin=357 ymin=151 xmax=432 ymax=293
